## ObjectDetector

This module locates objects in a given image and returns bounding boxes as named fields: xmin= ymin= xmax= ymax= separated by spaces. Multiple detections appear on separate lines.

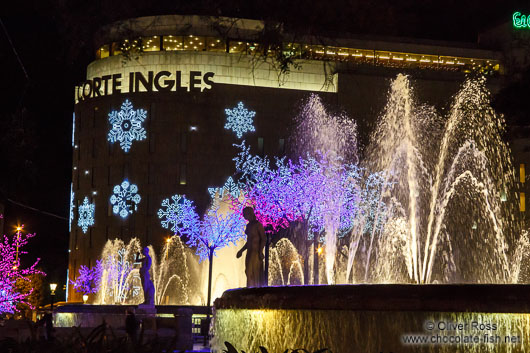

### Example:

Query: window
xmin=278 ymin=138 xmax=285 ymax=155
xmin=181 ymin=131 xmax=187 ymax=153
xmin=92 ymin=138 xmax=97 ymax=159
xmin=96 ymin=44 xmax=110 ymax=59
xmin=206 ymin=37 xmax=226 ymax=52
xmin=520 ymin=192 xmax=526 ymax=212
xmin=180 ymin=164 xmax=187 ymax=185
xmin=163 ymin=35 xmax=184 ymax=51
xmin=73 ymin=260 xmax=77 ymax=280
xmin=142 ymin=36 xmax=160 ymax=52
xmin=111 ymin=42 xmax=122 ymax=56
xmin=149 ymin=132 xmax=156 ymax=153
xmin=185 ymin=35 xmax=205 ymax=51
xmin=258 ymin=137 xmax=264 ymax=156
xmin=520 ymin=164 xmax=525 ymax=183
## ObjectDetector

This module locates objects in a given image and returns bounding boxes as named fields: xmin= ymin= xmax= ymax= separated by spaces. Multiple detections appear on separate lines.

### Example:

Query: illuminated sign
xmin=76 ymin=70 xmax=215 ymax=101
xmin=513 ymin=12 xmax=530 ymax=28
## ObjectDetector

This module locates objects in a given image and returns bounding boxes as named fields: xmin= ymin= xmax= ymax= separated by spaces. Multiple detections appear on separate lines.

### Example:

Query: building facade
xmin=68 ymin=14 xmax=506 ymax=302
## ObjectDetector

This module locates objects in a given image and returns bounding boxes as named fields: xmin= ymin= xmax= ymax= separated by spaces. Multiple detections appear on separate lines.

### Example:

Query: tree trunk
xmin=314 ymin=232 xmax=319 ymax=285
xmin=264 ymin=233 xmax=270 ymax=286
xmin=205 ymin=247 xmax=214 ymax=343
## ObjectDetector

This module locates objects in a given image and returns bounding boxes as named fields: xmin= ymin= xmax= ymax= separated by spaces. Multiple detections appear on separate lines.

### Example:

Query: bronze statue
xmin=236 ymin=207 xmax=266 ymax=287
xmin=137 ymin=247 xmax=155 ymax=306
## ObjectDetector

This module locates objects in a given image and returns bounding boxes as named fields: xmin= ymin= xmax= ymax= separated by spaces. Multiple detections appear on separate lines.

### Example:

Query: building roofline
xmin=94 ymin=14 xmax=502 ymax=60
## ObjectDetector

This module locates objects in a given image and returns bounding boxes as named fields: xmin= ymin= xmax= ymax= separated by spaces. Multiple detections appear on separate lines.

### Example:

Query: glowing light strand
xmin=69 ymin=183 xmax=75 ymax=232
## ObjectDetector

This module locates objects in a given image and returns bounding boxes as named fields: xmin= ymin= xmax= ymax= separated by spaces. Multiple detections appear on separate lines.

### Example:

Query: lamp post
xmin=13 ymin=225 xmax=23 ymax=269
xmin=49 ymin=283 xmax=57 ymax=311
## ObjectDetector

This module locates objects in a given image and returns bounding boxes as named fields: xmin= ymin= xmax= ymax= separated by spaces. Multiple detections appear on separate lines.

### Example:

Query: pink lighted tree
xmin=71 ymin=260 xmax=103 ymax=295
xmin=0 ymin=216 xmax=45 ymax=314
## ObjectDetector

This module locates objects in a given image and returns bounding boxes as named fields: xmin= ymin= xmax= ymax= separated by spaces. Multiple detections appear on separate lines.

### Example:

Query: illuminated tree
xmin=231 ymin=142 xmax=393 ymax=283
xmin=232 ymin=142 xmax=363 ymax=236
xmin=163 ymin=194 xmax=246 ymax=328
xmin=71 ymin=260 xmax=103 ymax=295
xmin=0 ymin=218 xmax=45 ymax=314
xmin=190 ymin=202 xmax=246 ymax=333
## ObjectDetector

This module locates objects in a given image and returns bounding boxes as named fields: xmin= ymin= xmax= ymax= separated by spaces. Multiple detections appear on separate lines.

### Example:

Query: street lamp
xmin=14 ymin=225 xmax=23 ymax=266
xmin=49 ymin=283 xmax=57 ymax=311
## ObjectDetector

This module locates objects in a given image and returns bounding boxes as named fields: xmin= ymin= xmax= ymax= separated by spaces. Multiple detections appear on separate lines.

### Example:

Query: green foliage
xmin=223 ymin=341 xmax=332 ymax=353
xmin=15 ymin=272 xmax=45 ymax=316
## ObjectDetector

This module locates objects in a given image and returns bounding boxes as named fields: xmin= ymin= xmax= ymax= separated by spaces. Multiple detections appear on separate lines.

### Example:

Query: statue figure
xmin=136 ymin=247 xmax=155 ymax=306
xmin=236 ymin=207 xmax=266 ymax=287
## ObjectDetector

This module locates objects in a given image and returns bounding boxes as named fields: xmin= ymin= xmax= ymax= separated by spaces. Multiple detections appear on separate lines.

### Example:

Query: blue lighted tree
xmin=162 ymin=193 xmax=245 ymax=331
xmin=190 ymin=203 xmax=246 ymax=335
xmin=224 ymin=102 xmax=256 ymax=138
xmin=108 ymin=99 xmax=147 ymax=152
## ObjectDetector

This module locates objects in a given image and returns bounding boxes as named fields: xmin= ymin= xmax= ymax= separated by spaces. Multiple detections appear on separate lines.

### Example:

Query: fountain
xmin=211 ymin=75 xmax=530 ymax=352
xmin=56 ymin=74 xmax=530 ymax=351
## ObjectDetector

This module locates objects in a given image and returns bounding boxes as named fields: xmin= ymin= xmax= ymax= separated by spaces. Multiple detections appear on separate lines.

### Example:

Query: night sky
xmin=0 ymin=0 xmax=526 ymax=301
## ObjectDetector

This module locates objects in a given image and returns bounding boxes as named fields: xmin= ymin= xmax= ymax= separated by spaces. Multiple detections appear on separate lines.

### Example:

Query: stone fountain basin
xmin=212 ymin=285 xmax=530 ymax=353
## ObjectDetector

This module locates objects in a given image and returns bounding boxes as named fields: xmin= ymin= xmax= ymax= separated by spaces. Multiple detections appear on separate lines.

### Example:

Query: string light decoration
xmin=108 ymin=99 xmax=147 ymax=152
xmin=208 ymin=176 xmax=241 ymax=208
xmin=78 ymin=197 xmax=95 ymax=234
xmin=157 ymin=194 xmax=200 ymax=236
xmin=110 ymin=180 xmax=141 ymax=219
xmin=224 ymin=102 xmax=256 ymax=138
xmin=69 ymin=183 xmax=75 ymax=232
xmin=70 ymin=260 xmax=102 ymax=295
xmin=0 ymin=217 xmax=45 ymax=314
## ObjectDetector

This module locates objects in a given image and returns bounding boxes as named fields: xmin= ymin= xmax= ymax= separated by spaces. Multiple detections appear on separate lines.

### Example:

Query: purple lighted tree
xmin=70 ymin=260 xmax=103 ymax=296
xmin=231 ymin=142 xmax=372 ymax=284
xmin=0 ymin=217 xmax=45 ymax=314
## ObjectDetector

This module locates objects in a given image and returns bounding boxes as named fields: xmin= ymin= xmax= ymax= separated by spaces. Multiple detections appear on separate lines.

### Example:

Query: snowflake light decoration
xmin=110 ymin=180 xmax=141 ymax=218
xmin=78 ymin=197 xmax=95 ymax=234
xmin=157 ymin=194 xmax=200 ymax=236
xmin=108 ymin=99 xmax=147 ymax=152
xmin=69 ymin=183 xmax=75 ymax=232
xmin=224 ymin=102 xmax=256 ymax=138
xmin=208 ymin=176 xmax=241 ymax=204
